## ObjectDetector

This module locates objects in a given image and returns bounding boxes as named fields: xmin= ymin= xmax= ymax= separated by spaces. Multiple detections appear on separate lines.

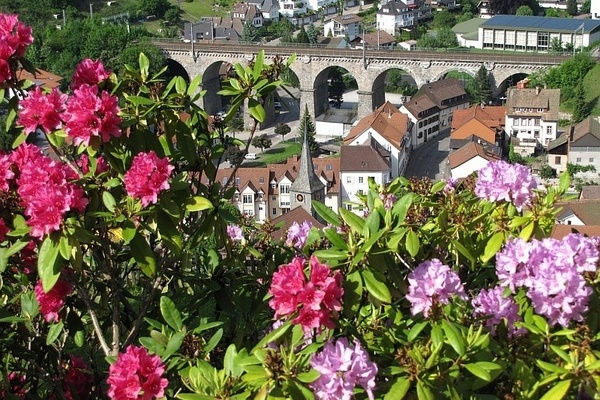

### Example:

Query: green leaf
xmin=0 ymin=239 xmax=30 ymax=272
xmin=537 ymin=360 xmax=568 ymax=374
xmin=185 ymin=196 xmax=214 ymax=212
xmin=481 ymin=231 xmax=505 ymax=263
xmin=187 ymin=74 xmax=203 ymax=96
xmin=361 ymin=267 xmax=391 ymax=303
xmin=450 ymin=239 xmax=476 ymax=266
xmin=248 ymin=98 xmax=266 ymax=123
xmin=405 ymin=230 xmax=420 ymax=257
xmin=130 ymin=233 xmax=156 ymax=278
xmin=58 ymin=235 xmax=72 ymax=261
xmin=385 ymin=377 xmax=411 ymax=400
xmin=203 ymin=328 xmax=223 ymax=354
xmin=160 ymin=296 xmax=183 ymax=331
xmin=519 ymin=221 xmax=535 ymax=240
xmin=339 ymin=207 xmax=365 ymax=234
xmin=392 ymin=192 xmax=414 ymax=222
xmin=38 ymin=235 xmax=61 ymax=292
xmin=540 ymin=380 xmax=571 ymax=400
xmin=175 ymin=76 xmax=187 ymax=95
xmin=550 ymin=345 xmax=572 ymax=364
xmin=464 ymin=363 xmax=492 ymax=382
xmin=312 ymin=200 xmax=340 ymax=226
xmin=223 ymin=344 xmax=241 ymax=376
xmin=312 ymin=249 xmax=348 ymax=260
xmin=102 ymin=191 xmax=117 ymax=212
xmin=297 ymin=370 xmax=320 ymax=383
xmin=558 ymin=170 xmax=571 ymax=192
xmin=46 ymin=321 xmax=64 ymax=345
xmin=122 ymin=220 xmax=136 ymax=244
xmin=252 ymin=321 xmax=292 ymax=353
xmin=177 ymin=394 xmax=215 ymax=400
xmin=441 ymin=320 xmax=466 ymax=357
xmin=407 ymin=321 xmax=428 ymax=342
xmin=139 ymin=52 xmax=150 ymax=79
xmin=416 ymin=381 xmax=435 ymax=400
xmin=74 ymin=330 xmax=85 ymax=348
xmin=322 ymin=227 xmax=349 ymax=251
xmin=163 ymin=330 xmax=186 ymax=359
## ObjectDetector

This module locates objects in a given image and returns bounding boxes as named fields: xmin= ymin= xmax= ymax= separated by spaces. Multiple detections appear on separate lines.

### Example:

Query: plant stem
xmin=77 ymin=285 xmax=111 ymax=356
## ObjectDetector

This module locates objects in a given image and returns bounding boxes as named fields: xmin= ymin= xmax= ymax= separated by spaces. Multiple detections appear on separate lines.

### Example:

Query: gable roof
xmin=415 ymin=78 xmax=470 ymax=109
xmin=448 ymin=141 xmax=500 ymax=169
xmin=327 ymin=14 xmax=363 ymax=25
xmin=402 ymin=94 xmax=439 ymax=118
xmin=550 ymin=224 xmax=600 ymax=240
xmin=17 ymin=68 xmax=63 ymax=89
xmin=344 ymin=101 xmax=409 ymax=150
xmin=481 ymin=15 xmax=600 ymax=34
xmin=340 ymin=145 xmax=391 ymax=172
xmin=377 ymin=0 xmax=410 ymax=15
xmin=556 ymin=200 xmax=600 ymax=225
xmin=571 ymin=116 xmax=600 ymax=145
xmin=506 ymin=87 xmax=560 ymax=121
xmin=353 ymin=30 xmax=396 ymax=46
xmin=451 ymin=105 xmax=505 ymax=131
xmin=580 ymin=186 xmax=600 ymax=200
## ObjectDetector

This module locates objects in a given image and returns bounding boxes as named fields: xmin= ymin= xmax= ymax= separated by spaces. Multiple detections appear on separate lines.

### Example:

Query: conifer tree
xmin=572 ymin=81 xmax=589 ymax=123
xmin=472 ymin=65 xmax=492 ymax=106
xmin=298 ymin=105 xmax=319 ymax=155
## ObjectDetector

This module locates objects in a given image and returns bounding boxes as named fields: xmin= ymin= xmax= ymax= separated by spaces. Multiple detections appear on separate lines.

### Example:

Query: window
xmin=514 ymin=119 xmax=519 ymax=126
xmin=326 ymin=164 xmax=332 ymax=170
xmin=554 ymin=156 xmax=561 ymax=165
xmin=280 ymin=184 xmax=290 ymax=194
xmin=346 ymin=176 xmax=352 ymax=183
xmin=576 ymin=157 xmax=582 ymax=162
xmin=346 ymin=204 xmax=352 ymax=211
xmin=534 ymin=131 xmax=539 ymax=138
xmin=243 ymin=194 xmax=253 ymax=204
xmin=235 ymin=177 xmax=240 ymax=185
xmin=534 ymin=119 xmax=540 ymax=126
xmin=272 ymin=208 xmax=277 ymax=215
xmin=357 ymin=189 xmax=364 ymax=196
xmin=590 ymin=158 xmax=594 ymax=163
xmin=358 ymin=177 xmax=363 ymax=184
xmin=546 ymin=126 xmax=552 ymax=135
xmin=259 ymin=177 xmax=264 ymax=183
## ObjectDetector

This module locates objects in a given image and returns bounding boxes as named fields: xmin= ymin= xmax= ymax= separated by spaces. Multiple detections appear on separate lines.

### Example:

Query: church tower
xmin=290 ymin=128 xmax=325 ymax=218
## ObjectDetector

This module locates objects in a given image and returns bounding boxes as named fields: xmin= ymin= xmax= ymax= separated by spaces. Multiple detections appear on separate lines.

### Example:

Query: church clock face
xmin=296 ymin=194 xmax=304 ymax=202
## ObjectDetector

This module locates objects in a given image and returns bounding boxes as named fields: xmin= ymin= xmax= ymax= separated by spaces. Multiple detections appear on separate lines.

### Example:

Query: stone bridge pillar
xmin=357 ymin=90 xmax=374 ymax=120
xmin=299 ymin=87 xmax=316 ymax=119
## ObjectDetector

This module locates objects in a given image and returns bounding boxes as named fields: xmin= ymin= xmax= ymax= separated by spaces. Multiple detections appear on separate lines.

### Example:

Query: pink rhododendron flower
xmin=269 ymin=255 xmax=343 ymax=332
xmin=406 ymin=259 xmax=466 ymax=317
xmin=18 ymin=86 xmax=67 ymax=134
xmin=78 ymin=153 xmax=108 ymax=175
xmin=10 ymin=144 xmax=87 ymax=237
xmin=64 ymin=84 xmax=121 ymax=146
xmin=71 ymin=58 xmax=111 ymax=90
xmin=310 ymin=337 xmax=378 ymax=400
xmin=0 ymin=372 xmax=27 ymax=398
xmin=227 ymin=224 xmax=244 ymax=242
xmin=107 ymin=345 xmax=168 ymax=400
xmin=496 ymin=234 xmax=599 ymax=327
xmin=124 ymin=151 xmax=174 ymax=207
xmin=472 ymin=286 xmax=524 ymax=336
xmin=0 ymin=152 xmax=15 ymax=191
xmin=35 ymin=279 xmax=73 ymax=323
xmin=0 ymin=14 xmax=32 ymax=83
xmin=0 ymin=218 xmax=8 ymax=241
xmin=475 ymin=160 xmax=537 ymax=211
xmin=286 ymin=220 xmax=312 ymax=248
xmin=51 ymin=356 xmax=94 ymax=400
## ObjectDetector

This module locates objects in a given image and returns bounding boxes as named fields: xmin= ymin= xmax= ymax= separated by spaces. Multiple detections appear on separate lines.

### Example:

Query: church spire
xmin=290 ymin=123 xmax=325 ymax=217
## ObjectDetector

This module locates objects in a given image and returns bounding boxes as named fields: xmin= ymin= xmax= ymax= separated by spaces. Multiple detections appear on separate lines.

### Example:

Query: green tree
xmin=436 ymin=28 xmax=459 ymax=48
xmin=516 ymin=5 xmax=533 ymax=15
xmin=550 ymin=37 xmax=564 ymax=53
xmin=328 ymin=67 xmax=346 ymax=108
xmin=298 ymin=105 xmax=319 ymax=154
xmin=433 ymin=10 xmax=456 ymax=30
xmin=139 ymin=0 xmax=171 ymax=18
xmin=227 ymin=114 xmax=245 ymax=137
xmin=471 ymin=65 xmax=492 ymax=105
xmin=572 ymin=81 xmax=589 ymax=123
xmin=251 ymin=133 xmax=272 ymax=152
xmin=306 ymin=23 xmax=319 ymax=45
xmin=275 ymin=122 xmax=291 ymax=141
xmin=295 ymin=25 xmax=309 ymax=44
xmin=241 ymin=19 xmax=259 ymax=43
xmin=566 ymin=0 xmax=577 ymax=15
xmin=163 ymin=6 xmax=180 ymax=25
xmin=539 ymin=165 xmax=556 ymax=179
xmin=581 ymin=0 xmax=591 ymax=13
xmin=489 ymin=0 xmax=538 ymax=14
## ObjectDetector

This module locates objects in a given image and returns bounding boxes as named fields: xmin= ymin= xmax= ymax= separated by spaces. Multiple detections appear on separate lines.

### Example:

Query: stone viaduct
xmin=156 ymin=41 xmax=569 ymax=124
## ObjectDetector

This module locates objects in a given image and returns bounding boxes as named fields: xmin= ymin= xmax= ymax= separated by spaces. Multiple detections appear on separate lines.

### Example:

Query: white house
xmin=340 ymin=145 xmax=392 ymax=214
xmin=323 ymin=14 xmax=363 ymax=41
xmin=568 ymin=116 xmax=600 ymax=179
xmin=556 ymin=200 xmax=600 ymax=225
xmin=505 ymin=84 xmax=560 ymax=148
xmin=232 ymin=3 xmax=264 ymax=27
xmin=594 ymin=0 xmax=600 ymax=19
xmin=247 ymin=0 xmax=280 ymax=21
xmin=448 ymin=141 xmax=501 ymax=180
xmin=401 ymin=95 xmax=440 ymax=149
xmin=279 ymin=0 xmax=306 ymax=17
xmin=377 ymin=0 xmax=414 ymax=35
xmin=344 ymin=101 xmax=412 ymax=178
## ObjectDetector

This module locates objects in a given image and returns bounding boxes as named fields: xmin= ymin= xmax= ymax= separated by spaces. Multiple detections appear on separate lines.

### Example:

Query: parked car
xmin=245 ymin=153 xmax=257 ymax=160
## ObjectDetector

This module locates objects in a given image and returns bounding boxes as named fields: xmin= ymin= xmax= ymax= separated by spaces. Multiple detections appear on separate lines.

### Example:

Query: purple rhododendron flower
xmin=406 ymin=259 xmax=466 ymax=317
xmin=310 ymin=337 xmax=377 ymax=400
xmin=226 ymin=224 xmax=244 ymax=242
xmin=472 ymin=286 xmax=523 ymax=336
xmin=475 ymin=160 xmax=537 ymax=210
xmin=495 ymin=234 xmax=598 ymax=327
xmin=286 ymin=220 xmax=312 ymax=248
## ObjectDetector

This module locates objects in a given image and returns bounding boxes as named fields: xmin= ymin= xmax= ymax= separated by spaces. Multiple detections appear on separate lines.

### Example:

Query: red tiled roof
xmin=344 ymin=101 xmax=409 ymax=150
xmin=17 ymin=68 xmax=63 ymax=89
xmin=451 ymin=105 xmax=505 ymax=131
xmin=269 ymin=206 xmax=325 ymax=242
xmin=448 ymin=141 xmax=500 ymax=169
xmin=550 ymin=224 xmax=600 ymax=239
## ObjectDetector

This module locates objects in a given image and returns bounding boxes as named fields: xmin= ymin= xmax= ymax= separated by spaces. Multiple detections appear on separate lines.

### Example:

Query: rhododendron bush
xmin=1 ymin=13 xmax=600 ymax=400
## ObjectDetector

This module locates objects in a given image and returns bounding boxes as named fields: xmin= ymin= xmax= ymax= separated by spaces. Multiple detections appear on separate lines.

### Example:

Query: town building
xmin=566 ymin=116 xmax=600 ymax=178
xmin=550 ymin=224 xmax=600 ymax=240
xmin=344 ymin=101 xmax=412 ymax=178
xmin=450 ymin=104 xmax=506 ymax=149
xmin=401 ymin=78 xmax=470 ymax=148
xmin=247 ymin=0 xmax=280 ymax=21
xmin=580 ymin=186 xmax=600 ymax=200
xmin=556 ymin=200 xmax=600 ymax=225
xmin=478 ymin=15 xmax=600 ymax=52
xmin=594 ymin=0 xmax=600 ymax=19
xmin=340 ymin=145 xmax=392 ymax=213
xmin=184 ymin=17 xmax=242 ymax=42
xmin=426 ymin=0 xmax=458 ymax=11
xmin=477 ymin=1 xmax=491 ymax=19
xmin=546 ymin=133 xmax=569 ymax=175
xmin=231 ymin=3 xmax=264 ymax=27
xmin=323 ymin=14 xmax=363 ymax=41
xmin=17 ymin=68 xmax=63 ymax=90
xmin=278 ymin=0 xmax=307 ymax=17
xmin=350 ymin=30 xmax=396 ymax=49
xmin=505 ymin=83 xmax=560 ymax=148
xmin=448 ymin=140 xmax=501 ymax=180
xmin=452 ymin=17 xmax=485 ymax=48
xmin=377 ymin=0 xmax=415 ymax=35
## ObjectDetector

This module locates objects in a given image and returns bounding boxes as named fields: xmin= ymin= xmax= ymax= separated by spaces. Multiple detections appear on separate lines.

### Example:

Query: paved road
xmin=404 ymin=128 xmax=451 ymax=181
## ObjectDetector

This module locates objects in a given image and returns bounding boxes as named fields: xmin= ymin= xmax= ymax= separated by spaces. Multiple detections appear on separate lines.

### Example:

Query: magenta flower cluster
xmin=107 ymin=345 xmax=168 ymax=400
xmin=269 ymin=255 xmax=343 ymax=332
xmin=310 ymin=337 xmax=378 ymax=400
xmin=226 ymin=224 xmax=244 ymax=242
xmin=17 ymin=58 xmax=121 ymax=146
xmin=34 ymin=279 xmax=73 ymax=323
xmin=475 ymin=160 xmax=537 ymax=210
xmin=286 ymin=220 xmax=312 ymax=248
xmin=124 ymin=151 xmax=174 ymax=208
xmin=0 ymin=14 xmax=32 ymax=83
xmin=496 ymin=234 xmax=599 ymax=327
xmin=472 ymin=286 xmax=523 ymax=336
xmin=406 ymin=259 xmax=466 ymax=317
xmin=0 ymin=144 xmax=87 ymax=238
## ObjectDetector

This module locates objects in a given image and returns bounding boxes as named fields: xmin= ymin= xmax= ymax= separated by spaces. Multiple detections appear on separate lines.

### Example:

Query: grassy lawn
xmin=171 ymin=0 xmax=228 ymax=21
xmin=243 ymin=141 xmax=302 ymax=167
xmin=558 ymin=63 xmax=600 ymax=117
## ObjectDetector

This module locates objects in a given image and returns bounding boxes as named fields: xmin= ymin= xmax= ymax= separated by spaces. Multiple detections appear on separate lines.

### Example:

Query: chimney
xmin=536 ymin=86 xmax=540 ymax=95
xmin=569 ymin=125 xmax=575 ymax=142
xmin=388 ymin=109 xmax=392 ymax=118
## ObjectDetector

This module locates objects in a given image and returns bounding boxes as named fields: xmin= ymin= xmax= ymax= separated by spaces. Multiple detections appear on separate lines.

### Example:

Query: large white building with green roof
xmin=477 ymin=15 xmax=600 ymax=52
